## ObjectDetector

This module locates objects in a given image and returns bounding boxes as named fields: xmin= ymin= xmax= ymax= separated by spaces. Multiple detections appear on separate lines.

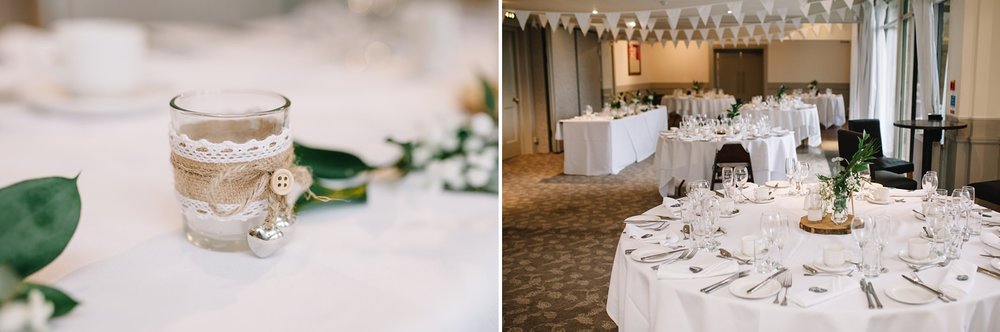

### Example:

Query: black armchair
xmin=847 ymin=119 xmax=915 ymax=177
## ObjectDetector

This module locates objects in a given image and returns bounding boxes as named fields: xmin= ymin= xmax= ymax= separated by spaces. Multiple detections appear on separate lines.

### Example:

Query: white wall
xmin=767 ymin=40 xmax=852 ymax=83
xmin=949 ymin=0 xmax=1000 ymax=119
xmin=612 ymin=40 xmax=712 ymax=86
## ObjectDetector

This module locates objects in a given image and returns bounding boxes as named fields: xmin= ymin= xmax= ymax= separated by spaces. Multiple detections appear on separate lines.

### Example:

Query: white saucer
xmin=720 ymin=209 xmax=742 ymax=218
xmin=897 ymin=249 xmax=943 ymax=265
xmin=914 ymin=212 xmax=926 ymax=221
xmin=884 ymin=282 xmax=937 ymax=305
xmin=16 ymin=79 xmax=170 ymax=116
xmin=813 ymin=256 xmax=855 ymax=273
xmin=765 ymin=181 xmax=791 ymax=188
xmin=629 ymin=246 xmax=682 ymax=263
xmin=865 ymin=197 xmax=893 ymax=205
xmin=748 ymin=196 xmax=775 ymax=204
xmin=729 ymin=275 xmax=781 ymax=299
xmin=919 ymin=232 xmax=946 ymax=243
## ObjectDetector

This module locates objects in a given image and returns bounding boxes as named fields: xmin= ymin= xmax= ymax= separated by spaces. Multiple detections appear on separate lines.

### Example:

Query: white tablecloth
xmin=800 ymin=94 xmax=847 ymax=128
xmin=558 ymin=108 xmax=667 ymax=175
xmin=741 ymin=105 xmax=823 ymax=147
xmin=661 ymin=95 xmax=737 ymax=117
xmin=607 ymin=192 xmax=1000 ymax=332
xmin=0 ymin=11 xmax=498 ymax=331
xmin=654 ymin=134 xmax=798 ymax=196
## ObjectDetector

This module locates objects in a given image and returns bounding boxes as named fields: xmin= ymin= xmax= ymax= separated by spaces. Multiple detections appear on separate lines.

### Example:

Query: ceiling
xmin=502 ymin=0 xmax=859 ymax=31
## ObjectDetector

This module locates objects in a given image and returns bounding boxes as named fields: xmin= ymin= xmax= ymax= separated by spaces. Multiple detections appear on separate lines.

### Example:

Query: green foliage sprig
xmin=817 ymin=131 xmax=877 ymax=202
xmin=726 ymin=99 xmax=743 ymax=119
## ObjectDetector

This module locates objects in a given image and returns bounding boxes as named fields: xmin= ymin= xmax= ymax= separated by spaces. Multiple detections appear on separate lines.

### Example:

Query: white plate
xmin=629 ymin=246 xmax=682 ymax=263
xmin=765 ymin=181 xmax=791 ymax=188
xmin=16 ymin=79 xmax=170 ymax=116
xmin=897 ymin=249 xmax=943 ymax=265
xmin=720 ymin=209 xmax=742 ymax=218
xmin=748 ymin=196 xmax=775 ymax=204
xmin=729 ymin=275 xmax=782 ymax=299
xmin=813 ymin=256 xmax=855 ymax=273
xmin=919 ymin=232 xmax=946 ymax=243
xmin=884 ymin=282 xmax=937 ymax=305
xmin=865 ymin=197 xmax=893 ymax=205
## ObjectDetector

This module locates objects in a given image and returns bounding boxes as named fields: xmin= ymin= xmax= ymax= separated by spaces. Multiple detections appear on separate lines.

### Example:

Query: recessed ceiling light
xmin=592 ymin=9 xmax=599 ymax=15
xmin=504 ymin=11 xmax=515 ymax=19
xmin=625 ymin=20 xmax=636 ymax=28
xmin=727 ymin=10 xmax=732 ymax=14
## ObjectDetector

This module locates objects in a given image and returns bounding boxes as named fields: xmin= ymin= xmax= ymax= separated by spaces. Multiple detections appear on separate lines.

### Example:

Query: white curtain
xmin=850 ymin=0 xmax=899 ymax=157
xmin=912 ymin=0 xmax=939 ymax=118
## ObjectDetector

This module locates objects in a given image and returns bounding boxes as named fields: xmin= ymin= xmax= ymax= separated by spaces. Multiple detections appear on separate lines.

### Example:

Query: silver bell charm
xmin=247 ymin=220 xmax=284 ymax=258
xmin=273 ymin=213 xmax=295 ymax=238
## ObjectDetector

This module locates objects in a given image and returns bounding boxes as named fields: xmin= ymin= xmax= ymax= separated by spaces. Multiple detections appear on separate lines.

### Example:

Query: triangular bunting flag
xmin=605 ymin=12 xmax=621 ymax=30
xmin=595 ymin=24 xmax=605 ymax=39
xmin=820 ymin=0 xmax=833 ymax=13
xmin=836 ymin=7 xmax=847 ymax=20
xmin=699 ymin=28 xmax=710 ymax=39
xmin=766 ymin=33 xmax=773 ymax=43
xmin=660 ymin=38 xmax=668 ymax=47
xmin=762 ymin=22 xmax=772 ymax=34
xmin=666 ymin=9 xmax=681 ymax=30
xmin=697 ymin=39 xmax=703 ymax=48
xmin=728 ymin=26 xmax=741 ymax=38
xmin=682 ymin=29 xmax=694 ymax=40
xmin=611 ymin=27 xmax=620 ymax=40
xmin=688 ymin=16 xmax=700 ymax=29
xmin=698 ymin=5 xmax=712 ymax=24
xmin=635 ymin=10 xmax=652 ymax=29
xmin=639 ymin=28 xmax=649 ymax=41
xmin=728 ymin=2 xmax=743 ymax=16
xmin=560 ymin=16 xmax=572 ymax=30
xmin=544 ymin=12 xmax=561 ymax=29
xmin=844 ymin=0 xmax=854 ymax=11
xmin=625 ymin=27 xmax=635 ymax=40
xmin=755 ymin=10 xmax=766 ymax=23
xmin=566 ymin=23 xmax=576 ymax=33
xmin=514 ymin=11 xmax=530 ymax=30
xmin=575 ymin=13 xmax=592 ymax=35
xmin=744 ymin=24 xmax=756 ymax=36
xmin=822 ymin=23 xmax=832 ymax=35
xmin=711 ymin=15 xmax=723 ymax=29
xmin=761 ymin=0 xmax=775 ymax=15
xmin=735 ymin=13 xmax=745 ymax=25
xmin=801 ymin=3 xmax=811 ymax=16
xmin=683 ymin=39 xmax=690 ymax=48
xmin=669 ymin=29 xmax=679 ymax=40
xmin=777 ymin=8 xmax=788 ymax=21
xmin=792 ymin=17 xmax=802 ymax=28
xmin=807 ymin=14 xmax=816 ymax=24
xmin=715 ymin=27 xmax=725 ymax=39
xmin=672 ymin=39 xmax=679 ymax=48
xmin=821 ymin=13 xmax=830 ymax=22
xmin=647 ymin=18 xmax=658 ymax=30
xmin=654 ymin=29 xmax=665 ymax=41
xmin=777 ymin=22 xmax=785 ymax=34
xmin=742 ymin=36 xmax=750 ymax=46
xmin=731 ymin=38 xmax=738 ymax=48
xmin=754 ymin=35 xmax=762 ymax=44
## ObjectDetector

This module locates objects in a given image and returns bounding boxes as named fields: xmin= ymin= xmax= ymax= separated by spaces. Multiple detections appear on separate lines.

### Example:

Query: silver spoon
xmin=719 ymin=249 xmax=751 ymax=264
xmin=689 ymin=266 xmax=704 ymax=273
xmin=681 ymin=225 xmax=691 ymax=240
xmin=809 ymin=286 xmax=828 ymax=293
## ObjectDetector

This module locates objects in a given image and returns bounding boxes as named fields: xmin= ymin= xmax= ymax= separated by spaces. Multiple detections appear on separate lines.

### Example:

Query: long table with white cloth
xmin=607 ymin=187 xmax=1000 ymax=332
xmin=557 ymin=107 xmax=667 ymax=175
xmin=661 ymin=95 xmax=736 ymax=117
xmin=739 ymin=105 xmax=823 ymax=147
xmin=800 ymin=94 xmax=847 ymax=128
xmin=654 ymin=132 xmax=798 ymax=196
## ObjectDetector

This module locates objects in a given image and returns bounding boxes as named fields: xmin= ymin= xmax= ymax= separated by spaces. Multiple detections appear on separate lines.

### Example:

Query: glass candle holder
xmin=169 ymin=90 xmax=291 ymax=251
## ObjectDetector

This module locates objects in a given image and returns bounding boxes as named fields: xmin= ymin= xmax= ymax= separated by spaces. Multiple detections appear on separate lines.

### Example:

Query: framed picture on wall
xmin=628 ymin=41 xmax=641 ymax=75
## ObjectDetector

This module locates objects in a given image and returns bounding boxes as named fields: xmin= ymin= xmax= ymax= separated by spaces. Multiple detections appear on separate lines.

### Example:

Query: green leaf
xmin=294 ymin=143 xmax=373 ymax=180
xmin=0 ymin=177 xmax=81 ymax=277
xmin=0 ymin=264 xmax=19 ymax=302
xmin=294 ymin=181 xmax=367 ymax=213
xmin=17 ymin=283 xmax=78 ymax=318
xmin=481 ymin=78 xmax=497 ymax=121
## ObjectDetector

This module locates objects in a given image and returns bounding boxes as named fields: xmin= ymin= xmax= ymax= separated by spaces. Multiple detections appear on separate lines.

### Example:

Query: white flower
xmin=0 ymin=289 xmax=53 ymax=332
xmin=463 ymin=136 xmax=485 ymax=153
xmin=466 ymin=147 xmax=497 ymax=170
xmin=411 ymin=145 xmax=435 ymax=167
xmin=465 ymin=167 xmax=490 ymax=188
xmin=428 ymin=157 xmax=465 ymax=190
xmin=439 ymin=133 xmax=460 ymax=152
xmin=470 ymin=113 xmax=496 ymax=138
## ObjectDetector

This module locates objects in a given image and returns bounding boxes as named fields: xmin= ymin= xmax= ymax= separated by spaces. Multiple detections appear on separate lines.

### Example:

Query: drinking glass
xmin=169 ymin=90 xmax=291 ymax=251
xmin=967 ymin=211 xmax=984 ymax=236
xmin=735 ymin=166 xmax=749 ymax=189
xmin=861 ymin=240 xmax=881 ymax=278
xmin=784 ymin=158 xmax=798 ymax=195
xmin=760 ymin=211 xmax=782 ymax=269
xmin=721 ymin=167 xmax=734 ymax=191
xmin=796 ymin=162 xmax=811 ymax=195
xmin=851 ymin=216 xmax=869 ymax=251
xmin=858 ymin=164 xmax=872 ymax=200
xmin=752 ymin=235 xmax=772 ymax=273
xmin=922 ymin=171 xmax=939 ymax=201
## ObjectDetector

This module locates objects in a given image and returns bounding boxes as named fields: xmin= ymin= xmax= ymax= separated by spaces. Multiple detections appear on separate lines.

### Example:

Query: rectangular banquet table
xmin=660 ymin=95 xmax=736 ymax=118
xmin=607 ymin=188 xmax=1000 ymax=332
xmin=557 ymin=107 xmax=667 ymax=175
xmin=654 ymin=133 xmax=798 ymax=196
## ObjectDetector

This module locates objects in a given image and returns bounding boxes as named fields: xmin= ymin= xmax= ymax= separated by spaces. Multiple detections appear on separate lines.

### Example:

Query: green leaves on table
xmin=293 ymin=143 xmax=372 ymax=212
xmin=0 ymin=176 xmax=82 ymax=318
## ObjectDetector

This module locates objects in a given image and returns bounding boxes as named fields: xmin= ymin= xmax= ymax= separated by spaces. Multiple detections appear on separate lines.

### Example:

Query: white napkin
xmin=982 ymin=232 xmax=1000 ymax=250
xmin=889 ymin=188 xmax=925 ymax=197
xmin=939 ymin=260 xmax=976 ymax=299
xmin=624 ymin=224 xmax=677 ymax=245
xmin=657 ymin=260 xmax=738 ymax=280
xmin=788 ymin=276 xmax=854 ymax=308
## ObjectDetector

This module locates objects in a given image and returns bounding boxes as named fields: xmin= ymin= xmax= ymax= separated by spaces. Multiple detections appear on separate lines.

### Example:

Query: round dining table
xmin=660 ymin=95 xmax=737 ymax=118
xmin=799 ymin=94 xmax=846 ymax=128
xmin=607 ymin=187 xmax=1000 ymax=332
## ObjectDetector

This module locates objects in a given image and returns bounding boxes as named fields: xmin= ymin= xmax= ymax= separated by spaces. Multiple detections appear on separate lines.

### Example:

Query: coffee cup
xmin=823 ymin=244 xmax=845 ymax=267
xmin=742 ymin=235 xmax=761 ymax=256
xmin=754 ymin=186 xmax=770 ymax=201
xmin=908 ymin=238 xmax=931 ymax=260
xmin=874 ymin=187 xmax=890 ymax=202
xmin=53 ymin=19 xmax=147 ymax=96
xmin=720 ymin=198 xmax=735 ymax=215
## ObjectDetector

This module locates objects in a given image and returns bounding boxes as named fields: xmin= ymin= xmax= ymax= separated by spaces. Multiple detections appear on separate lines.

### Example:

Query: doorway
xmin=501 ymin=27 xmax=522 ymax=159
xmin=714 ymin=49 xmax=764 ymax=102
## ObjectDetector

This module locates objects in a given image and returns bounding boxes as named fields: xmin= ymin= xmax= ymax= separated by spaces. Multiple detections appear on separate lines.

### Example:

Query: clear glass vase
xmin=831 ymin=192 xmax=850 ymax=225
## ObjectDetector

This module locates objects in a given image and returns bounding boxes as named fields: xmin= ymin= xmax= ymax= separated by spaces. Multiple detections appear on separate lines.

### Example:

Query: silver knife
xmin=860 ymin=278 xmax=874 ymax=309
xmin=747 ymin=268 xmax=788 ymax=294
xmin=702 ymin=270 xmax=750 ymax=293
xmin=640 ymin=248 xmax=686 ymax=261
xmin=977 ymin=266 xmax=1000 ymax=280
xmin=867 ymin=280 xmax=883 ymax=309
xmin=901 ymin=275 xmax=953 ymax=302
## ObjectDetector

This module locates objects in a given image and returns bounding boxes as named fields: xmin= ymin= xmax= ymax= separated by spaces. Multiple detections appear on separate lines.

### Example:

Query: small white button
xmin=270 ymin=168 xmax=294 ymax=195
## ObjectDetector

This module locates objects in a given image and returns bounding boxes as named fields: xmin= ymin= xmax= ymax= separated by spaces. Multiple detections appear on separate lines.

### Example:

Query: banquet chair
xmin=847 ymin=119 xmax=914 ymax=178
xmin=968 ymin=180 xmax=1000 ymax=211
xmin=837 ymin=129 xmax=918 ymax=190
xmin=710 ymin=144 xmax=755 ymax=190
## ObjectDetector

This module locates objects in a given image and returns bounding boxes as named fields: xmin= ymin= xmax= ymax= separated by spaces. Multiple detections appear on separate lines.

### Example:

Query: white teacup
xmin=908 ymin=238 xmax=931 ymax=260
xmin=873 ymin=187 xmax=890 ymax=202
xmin=53 ymin=19 xmax=147 ymax=96
xmin=720 ymin=198 xmax=736 ymax=215
xmin=742 ymin=235 xmax=761 ymax=256
xmin=754 ymin=186 xmax=770 ymax=201
xmin=823 ymin=244 xmax=845 ymax=267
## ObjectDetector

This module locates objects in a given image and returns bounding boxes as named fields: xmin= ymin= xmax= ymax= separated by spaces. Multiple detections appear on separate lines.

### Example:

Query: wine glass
xmin=772 ymin=214 xmax=790 ymax=264
xmin=797 ymin=162 xmax=811 ymax=195
xmin=760 ymin=211 xmax=782 ymax=270
xmin=784 ymin=158 xmax=798 ymax=195
xmin=961 ymin=185 xmax=976 ymax=211
xmin=858 ymin=164 xmax=872 ymax=199
xmin=721 ymin=167 xmax=734 ymax=191
xmin=922 ymin=171 xmax=939 ymax=201
xmin=851 ymin=216 xmax=869 ymax=251
xmin=735 ymin=166 xmax=749 ymax=190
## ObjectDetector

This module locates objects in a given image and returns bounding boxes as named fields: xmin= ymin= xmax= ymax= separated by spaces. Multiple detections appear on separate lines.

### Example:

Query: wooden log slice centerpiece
xmin=799 ymin=214 xmax=858 ymax=235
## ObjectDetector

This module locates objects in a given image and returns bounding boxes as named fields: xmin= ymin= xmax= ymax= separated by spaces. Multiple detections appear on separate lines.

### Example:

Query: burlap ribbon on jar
xmin=171 ymin=146 xmax=328 ymax=221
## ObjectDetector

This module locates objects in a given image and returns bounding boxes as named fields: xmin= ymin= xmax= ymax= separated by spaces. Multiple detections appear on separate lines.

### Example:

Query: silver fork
xmin=780 ymin=274 xmax=792 ymax=306
xmin=652 ymin=222 xmax=669 ymax=231
xmin=652 ymin=249 xmax=689 ymax=270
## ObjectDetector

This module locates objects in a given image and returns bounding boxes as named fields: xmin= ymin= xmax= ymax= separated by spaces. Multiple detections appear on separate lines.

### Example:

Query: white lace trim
xmin=177 ymin=194 xmax=267 ymax=221
xmin=169 ymin=128 xmax=292 ymax=164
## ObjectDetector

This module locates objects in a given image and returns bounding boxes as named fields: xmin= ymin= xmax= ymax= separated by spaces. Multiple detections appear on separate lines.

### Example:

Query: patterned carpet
xmin=502 ymin=130 xmax=839 ymax=331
